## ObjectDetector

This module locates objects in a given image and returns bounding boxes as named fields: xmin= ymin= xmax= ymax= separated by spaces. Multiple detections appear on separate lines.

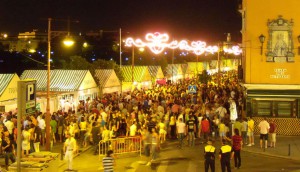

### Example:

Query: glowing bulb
xmin=29 ymin=49 xmax=36 ymax=53
xmin=83 ymin=42 xmax=88 ymax=48
xmin=63 ymin=38 xmax=74 ymax=47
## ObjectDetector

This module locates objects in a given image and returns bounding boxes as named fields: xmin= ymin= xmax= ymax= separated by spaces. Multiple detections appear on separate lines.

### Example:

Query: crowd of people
xmin=0 ymin=71 xmax=277 ymax=171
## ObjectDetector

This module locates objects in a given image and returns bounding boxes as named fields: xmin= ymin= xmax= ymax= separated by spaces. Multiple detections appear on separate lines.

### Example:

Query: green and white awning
xmin=21 ymin=70 xmax=94 ymax=92
xmin=164 ymin=64 xmax=183 ymax=77
xmin=121 ymin=66 xmax=151 ymax=82
xmin=94 ymin=69 xmax=120 ymax=87
xmin=0 ymin=74 xmax=15 ymax=96
xmin=148 ymin=66 xmax=164 ymax=79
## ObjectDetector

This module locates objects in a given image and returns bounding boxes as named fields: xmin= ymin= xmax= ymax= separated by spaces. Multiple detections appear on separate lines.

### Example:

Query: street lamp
xmin=46 ymin=18 xmax=51 ymax=151
xmin=63 ymin=37 xmax=75 ymax=47
xmin=259 ymin=34 xmax=265 ymax=55
xmin=46 ymin=18 xmax=75 ymax=151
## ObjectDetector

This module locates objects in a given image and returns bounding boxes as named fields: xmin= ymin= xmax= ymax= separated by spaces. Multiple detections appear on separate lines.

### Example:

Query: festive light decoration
xmin=125 ymin=32 xmax=241 ymax=55
xmin=125 ymin=32 xmax=179 ymax=54
xmin=223 ymin=45 xmax=242 ymax=55
xmin=187 ymin=41 xmax=219 ymax=55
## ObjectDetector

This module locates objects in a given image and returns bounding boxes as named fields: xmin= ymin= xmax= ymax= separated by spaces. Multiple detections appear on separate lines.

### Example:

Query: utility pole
xmin=46 ymin=18 xmax=51 ymax=151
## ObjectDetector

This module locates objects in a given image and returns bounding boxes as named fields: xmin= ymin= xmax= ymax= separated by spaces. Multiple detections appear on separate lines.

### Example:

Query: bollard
xmin=288 ymin=144 xmax=291 ymax=156
xmin=61 ymin=149 xmax=64 ymax=160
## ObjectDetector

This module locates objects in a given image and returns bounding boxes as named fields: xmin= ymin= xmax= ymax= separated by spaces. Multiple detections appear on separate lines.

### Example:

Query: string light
xmin=125 ymin=32 xmax=241 ymax=55
xmin=223 ymin=45 xmax=242 ymax=55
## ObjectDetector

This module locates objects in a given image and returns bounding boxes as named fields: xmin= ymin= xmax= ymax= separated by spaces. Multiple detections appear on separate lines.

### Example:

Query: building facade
xmin=241 ymin=0 xmax=300 ymax=135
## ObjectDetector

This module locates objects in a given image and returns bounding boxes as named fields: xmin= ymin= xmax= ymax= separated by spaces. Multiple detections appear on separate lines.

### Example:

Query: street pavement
xmin=2 ymin=135 xmax=300 ymax=171
xmin=65 ymin=135 xmax=300 ymax=172
xmin=242 ymin=135 xmax=300 ymax=161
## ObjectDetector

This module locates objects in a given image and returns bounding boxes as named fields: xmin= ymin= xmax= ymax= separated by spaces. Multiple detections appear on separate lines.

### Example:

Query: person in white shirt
xmin=176 ymin=118 xmax=186 ymax=149
xmin=258 ymin=117 xmax=270 ymax=149
xmin=100 ymin=109 xmax=108 ymax=123
xmin=4 ymin=116 xmax=14 ymax=140
xmin=64 ymin=132 xmax=77 ymax=171
xmin=215 ymin=103 xmax=227 ymax=120
xmin=64 ymin=100 xmax=71 ymax=113
xmin=38 ymin=115 xmax=46 ymax=146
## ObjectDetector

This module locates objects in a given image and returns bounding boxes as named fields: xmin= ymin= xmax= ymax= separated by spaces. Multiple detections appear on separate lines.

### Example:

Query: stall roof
xmin=94 ymin=69 xmax=120 ymax=87
xmin=21 ymin=70 xmax=94 ymax=92
xmin=181 ymin=63 xmax=188 ymax=74
xmin=0 ymin=74 xmax=16 ymax=96
xmin=164 ymin=64 xmax=183 ymax=77
xmin=187 ymin=62 xmax=204 ymax=74
xmin=121 ymin=66 xmax=151 ymax=82
xmin=21 ymin=70 xmax=49 ymax=91
xmin=147 ymin=66 xmax=164 ymax=79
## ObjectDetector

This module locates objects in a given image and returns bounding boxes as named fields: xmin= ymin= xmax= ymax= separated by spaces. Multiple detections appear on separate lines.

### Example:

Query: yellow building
xmin=241 ymin=0 xmax=300 ymax=135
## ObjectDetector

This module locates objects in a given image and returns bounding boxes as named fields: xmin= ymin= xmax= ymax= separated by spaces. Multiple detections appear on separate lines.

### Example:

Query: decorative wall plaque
xmin=266 ymin=15 xmax=295 ymax=62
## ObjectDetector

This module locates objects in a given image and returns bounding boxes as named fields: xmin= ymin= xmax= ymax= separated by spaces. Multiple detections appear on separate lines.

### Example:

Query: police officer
xmin=219 ymin=139 xmax=234 ymax=172
xmin=204 ymin=140 xmax=215 ymax=172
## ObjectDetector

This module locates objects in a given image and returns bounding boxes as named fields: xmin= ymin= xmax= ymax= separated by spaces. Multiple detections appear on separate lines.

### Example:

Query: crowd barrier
xmin=98 ymin=136 xmax=142 ymax=159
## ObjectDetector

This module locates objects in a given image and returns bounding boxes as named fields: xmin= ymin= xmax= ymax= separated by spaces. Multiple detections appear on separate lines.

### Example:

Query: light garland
xmin=125 ymin=32 xmax=179 ymax=54
xmin=125 ymin=32 xmax=241 ymax=55
xmin=223 ymin=45 xmax=242 ymax=55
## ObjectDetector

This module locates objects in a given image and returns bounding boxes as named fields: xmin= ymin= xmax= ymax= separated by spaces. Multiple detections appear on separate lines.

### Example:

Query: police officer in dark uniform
xmin=204 ymin=140 xmax=216 ymax=172
xmin=219 ymin=139 xmax=234 ymax=172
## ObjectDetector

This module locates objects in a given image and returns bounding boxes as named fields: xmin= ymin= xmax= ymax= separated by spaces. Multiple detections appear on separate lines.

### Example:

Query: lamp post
xmin=217 ymin=43 xmax=221 ymax=86
xmin=132 ymin=46 xmax=135 ymax=83
xmin=196 ymin=55 xmax=199 ymax=76
xmin=46 ymin=18 xmax=51 ymax=151
xmin=119 ymin=28 xmax=122 ymax=95
xmin=172 ymin=49 xmax=174 ymax=83
xmin=46 ymin=18 xmax=75 ymax=151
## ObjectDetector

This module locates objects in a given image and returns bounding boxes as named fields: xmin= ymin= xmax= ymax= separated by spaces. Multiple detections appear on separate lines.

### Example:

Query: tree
xmin=92 ymin=59 xmax=123 ymax=81
xmin=61 ymin=55 xmax=92 ymax=70
xmin=198 ymin=70 xmax=211 ymax=84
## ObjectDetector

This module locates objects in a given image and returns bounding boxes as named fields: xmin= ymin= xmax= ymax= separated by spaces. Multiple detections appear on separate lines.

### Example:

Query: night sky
xmin=0 ymin=0 xmax=241 ymax=43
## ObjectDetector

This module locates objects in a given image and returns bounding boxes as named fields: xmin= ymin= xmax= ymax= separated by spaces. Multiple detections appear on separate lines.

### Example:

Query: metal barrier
xmin=98 ymin=136 xmax=142 ymax=158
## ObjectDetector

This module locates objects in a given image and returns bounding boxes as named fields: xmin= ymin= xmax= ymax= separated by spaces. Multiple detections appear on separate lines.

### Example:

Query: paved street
xmin=0 ymin=136 xmax=298 ymax=171
xmin=55 ymin=136 xmax=300 ymax=172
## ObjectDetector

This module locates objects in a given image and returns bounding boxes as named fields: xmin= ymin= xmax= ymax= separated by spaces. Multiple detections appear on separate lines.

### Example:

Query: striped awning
xmin=21 ymin=70 xmax=49 ymax=91
xmin=121 ymin=66 xmax=150 ymax=82
xmin=0 ymin=74 xmax=15 ymax=96
xmin=94 ymin=69 xmax=120 ymax=87
xmin=147 ymin=66 xmax=164 ymax=79
xmin=164 ymin=64 xmax=182 ymax=77
xmin=21 ymin=70 xmax=89 ymax=92
xmin=50 ymin=70 xmax=87 ymax=92
xmin=181 ymin=63 xmax=188 ymax=74
xmin=95 ymin=69 xmax=113 ymax=86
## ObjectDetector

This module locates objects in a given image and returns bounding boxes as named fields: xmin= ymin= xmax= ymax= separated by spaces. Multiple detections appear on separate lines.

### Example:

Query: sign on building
xmin=17 ymin=80 xmax=36 ymax=116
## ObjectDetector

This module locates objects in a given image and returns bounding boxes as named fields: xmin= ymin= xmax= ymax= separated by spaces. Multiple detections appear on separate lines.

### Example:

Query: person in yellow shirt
xmin=204 ymin=140 xmax=216 ymax=172
xmin=247 ymin=117 xmax=255 ymax=146
xmin=219 ymin=139 xmax=234 ymax=172
xmin=219 ymin=120 xmax=226 ymax=141
xmin=30 ymin=115 xmax=37 ymax=127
